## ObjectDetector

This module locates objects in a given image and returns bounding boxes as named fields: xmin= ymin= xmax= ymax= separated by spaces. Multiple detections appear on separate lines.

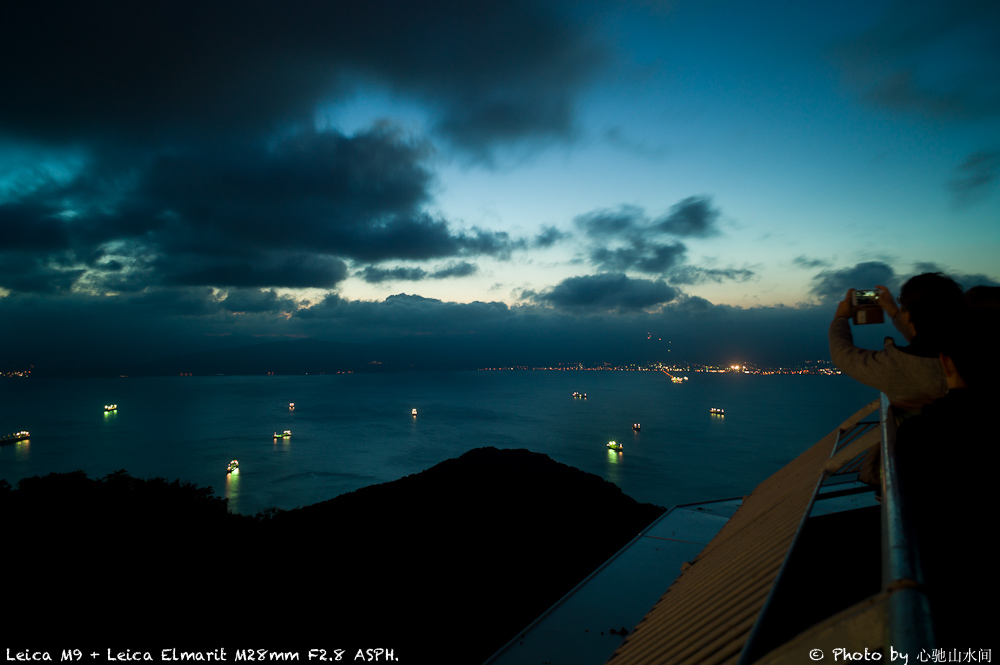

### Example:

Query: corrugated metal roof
xmin=604 ymin=400 xmax=881 ymax=665
xmin=484 ymin=498 xmax=743 ymax=665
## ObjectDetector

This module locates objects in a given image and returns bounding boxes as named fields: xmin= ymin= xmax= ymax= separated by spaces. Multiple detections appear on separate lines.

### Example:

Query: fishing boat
xmin=1 ymin=431 xmax=30 ymax=444
xmin=710 ymin=407 xmax=725 ymax=415
xmin=227 ymin=460 xmax=239 ymax=474
xmin=412 ymin=408 xmax=418 ymax=416
xmin=104 ymin=404 xmax=117 ymax=412
xmin=289 ymin=402 xmax=295 ymax=410
xmin=633 ymin=423 xmax=641 ymax=431
xmin=572 ymin=392 xmax=588 ymax=399
xmin=273 ymin=430 xmax=292 ymax=439
xmin=607 ymin=440 xmax=623 ymax=451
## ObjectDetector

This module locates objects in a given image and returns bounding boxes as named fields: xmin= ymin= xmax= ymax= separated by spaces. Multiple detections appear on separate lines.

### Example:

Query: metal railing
xmin=739 ymin=395 xmax=935 ymax=663
xmin=879 ymin=393 xmax=935 ymax=654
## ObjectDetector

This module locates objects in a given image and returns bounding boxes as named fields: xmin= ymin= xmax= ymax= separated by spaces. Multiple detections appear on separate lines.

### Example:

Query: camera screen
xmin=853 ymin=290 xmax=878 ymax=306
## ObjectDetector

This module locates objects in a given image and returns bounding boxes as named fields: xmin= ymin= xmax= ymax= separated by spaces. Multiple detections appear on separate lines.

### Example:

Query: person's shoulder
xmin=883 ymin=338 xmax=939 ymax=369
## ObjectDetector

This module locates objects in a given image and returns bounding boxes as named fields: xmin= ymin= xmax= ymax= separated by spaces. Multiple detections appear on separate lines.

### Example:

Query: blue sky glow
xmin=0 ymin=0 xmax=997 ymax=367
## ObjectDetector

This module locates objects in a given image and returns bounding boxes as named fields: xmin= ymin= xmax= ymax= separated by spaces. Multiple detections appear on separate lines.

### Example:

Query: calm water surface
xmin=0 ymin=371 xmax=878 ymax=515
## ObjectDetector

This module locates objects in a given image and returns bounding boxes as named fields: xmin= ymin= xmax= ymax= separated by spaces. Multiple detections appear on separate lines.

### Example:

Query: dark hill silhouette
xmin=5 ymin=448 xmax=663 ymax=663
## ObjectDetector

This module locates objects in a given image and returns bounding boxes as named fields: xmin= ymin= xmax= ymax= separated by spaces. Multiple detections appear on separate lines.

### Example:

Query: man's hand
xmin=876 ymin=285 xmax=898 ymax=318
xmin=835 ymin=289 xmax=856 ymax=319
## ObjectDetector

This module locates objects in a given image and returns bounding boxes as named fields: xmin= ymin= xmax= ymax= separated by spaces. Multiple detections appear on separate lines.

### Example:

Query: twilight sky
xmin=1 ymin=0 xmax=998 ymax=369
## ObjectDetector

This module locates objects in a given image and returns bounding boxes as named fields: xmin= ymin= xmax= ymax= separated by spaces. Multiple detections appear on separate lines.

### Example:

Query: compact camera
xmin=851 ymin=289 xmax=883 ymax=325
xmin=852 ymin=290 xmax=878 ymax=306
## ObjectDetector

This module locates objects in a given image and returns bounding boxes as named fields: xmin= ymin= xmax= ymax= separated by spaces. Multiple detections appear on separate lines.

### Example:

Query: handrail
xmin=604 ymin=398 xmax=933 ymax=665
xmin=879 ymin=393 xmax=935 ymax=654
xmin=742 ymin=396 xmax=935 ymax=663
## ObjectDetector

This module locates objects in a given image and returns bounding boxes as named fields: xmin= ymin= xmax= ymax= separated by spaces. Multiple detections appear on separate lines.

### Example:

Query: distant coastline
xmin=0 ymin=335 xmax=848 ymax=379
xmin=478 ymin=360 xmax=841 ymax=375
xmin=2 ymin=357 xmax=841 ymax=379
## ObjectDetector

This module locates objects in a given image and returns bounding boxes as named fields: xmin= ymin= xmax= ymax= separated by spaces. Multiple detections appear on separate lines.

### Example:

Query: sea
xmin=0 ymin=370 xmax=878 ymax=516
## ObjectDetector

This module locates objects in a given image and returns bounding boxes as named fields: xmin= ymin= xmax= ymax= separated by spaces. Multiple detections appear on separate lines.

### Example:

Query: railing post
xmin=879 ymin=393 xmax=934 ymax=655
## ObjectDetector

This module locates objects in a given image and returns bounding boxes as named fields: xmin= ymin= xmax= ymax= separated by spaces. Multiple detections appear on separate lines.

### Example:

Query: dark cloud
xmin=431 ymin=261 xmax=479 ymax=279
xmin=534 ymin=225 xmax=570 ymax=248
xmin=669 ymin=295 xmax=716 ymax=314
xmin=949 ymin=150 xmax=999 ymax=207
xmin=0 ymin=3 xmax=600 ymax=298
xmin=654 ymin=196 xmax=721 ymax=238
xmin=0 ymin=0 xmax=606 ymax=157
xmin=0 ymin=254 xmax=85 ymax=294
xmin=124 ymin=288 xmax=231 ymax=318
xmin=574 ymin=205 xmax=645 ymax=238
xmin=0 ymin=201 xmax=75 ymax=251
xmin=591 ymin=243 xmax=687 ymax=274
xmin=357 ymin=261 xmax=479 ymax=284
xmin=833 ymin=0 xmax=1000 ymax=120
xmin=298 ymin=293 xmax=512 ymax=336
xmin=0 ymin=285 xmax=314 ymax=370
xmin=219 ymin=289 xmax=302 ymax=315
xmin=793 ymin=256 xmax=832 ymax=270
xmin=451 ymin=228 xmax=525 ymax=260
xmin=809 ymin=261 xmax=899 ymax=303
xmin=357 ymin=266 xmax=430 ymax=284
xmin=530 ymin=273 xmax=679 ymax=311
xmin=669 ymin=266 xmax=755 ymax=285
xmin=572 ymin=198 xmax=724 ymax=276
xmin=133 ymin=126 xmax=439 ymax=263
xmin=149 ymin=125 xmax=430 ymax=220
xmin=0 ymin=278 xmax=900 ymax=372
xmin=284 ymin=289 xmax=850 ymax=368
xmin=103 ymin=285 xmax=306 ymax=320
xmin=163 ymin=253 xmax=349 ymax=289
xmin=574 ymin=205 xmax=686 ymax=274
xmin=0 ymin=126 xmax=521 ymax=293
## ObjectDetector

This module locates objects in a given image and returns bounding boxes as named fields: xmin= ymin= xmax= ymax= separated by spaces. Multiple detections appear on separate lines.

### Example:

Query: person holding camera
xmin=828 ymin=272 xmax=963 ymax=414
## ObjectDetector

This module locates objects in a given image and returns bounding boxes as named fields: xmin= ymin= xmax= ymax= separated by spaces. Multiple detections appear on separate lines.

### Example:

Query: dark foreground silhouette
xmin=5 ymin=448 xmax=663 ymax=663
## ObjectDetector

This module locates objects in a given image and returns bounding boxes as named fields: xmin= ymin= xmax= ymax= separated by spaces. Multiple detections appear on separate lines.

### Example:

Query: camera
xmin=852 ymin=289 xmax=883 ymax=325
xmin=852 ymin=290 xmax=878 ymax=307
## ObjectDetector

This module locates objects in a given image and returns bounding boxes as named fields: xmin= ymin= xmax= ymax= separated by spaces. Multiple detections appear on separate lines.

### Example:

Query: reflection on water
xmin=605 ymin=448 xmax=622 ymax=486
xmin=225 ymin=471 xmax=240 ymax=512
xmin=13 ymin=440 xmax=30 ymax=462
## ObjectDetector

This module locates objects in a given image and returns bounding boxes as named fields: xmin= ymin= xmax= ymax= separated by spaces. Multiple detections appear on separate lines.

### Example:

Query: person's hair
xmin=941 ymin=306 xmax=1000 ymax=392
xmin=963 ymin=285 xmax=1000 ymax=308
xmin=897 ymin=272 xmax=963 ymax=347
